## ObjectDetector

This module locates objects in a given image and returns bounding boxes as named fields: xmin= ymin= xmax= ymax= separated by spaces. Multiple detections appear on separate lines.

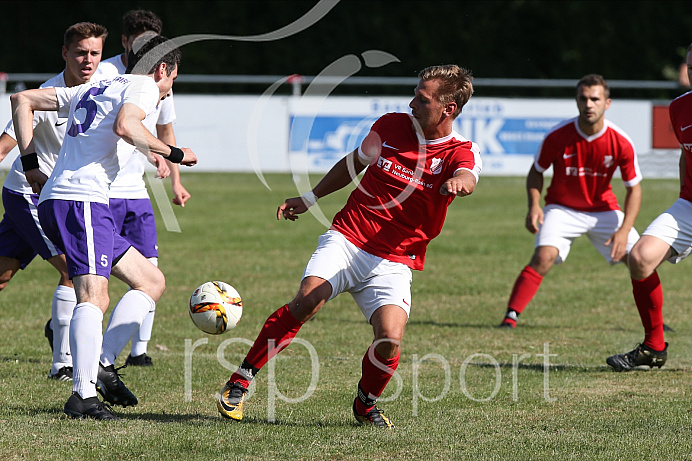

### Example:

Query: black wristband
xmin=20 ymin=153 xmax=40 ymax=171
xmin=167 ymin=145 xmax=184 ymax=164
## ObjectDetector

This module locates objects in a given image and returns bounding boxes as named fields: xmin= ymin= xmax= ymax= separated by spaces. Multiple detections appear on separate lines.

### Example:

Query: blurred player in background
xmin=0 ymin=22 xmax=107 ymax=381
xmin=217 ymin=65 xmax=482 ymax=429
xmin=499 ymin=74 xmax=642 ymax=329
xmin=11 ymin=35 xmax=196 ymax=419
xmin=605 ymin=44 xmax=692 ymax=371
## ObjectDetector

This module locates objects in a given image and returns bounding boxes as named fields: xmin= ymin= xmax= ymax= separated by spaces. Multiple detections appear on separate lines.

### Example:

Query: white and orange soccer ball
xmin=189 ymin=281 xmax=243 ymax=334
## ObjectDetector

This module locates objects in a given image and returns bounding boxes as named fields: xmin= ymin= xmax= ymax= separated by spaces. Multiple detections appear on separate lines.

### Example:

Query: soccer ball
xmin=189 ymin=281 xmax=243 ymax=334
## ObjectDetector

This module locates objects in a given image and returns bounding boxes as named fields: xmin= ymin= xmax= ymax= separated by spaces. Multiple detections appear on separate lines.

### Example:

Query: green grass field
xmin=1 ymin=173 xmax=692 ymax=460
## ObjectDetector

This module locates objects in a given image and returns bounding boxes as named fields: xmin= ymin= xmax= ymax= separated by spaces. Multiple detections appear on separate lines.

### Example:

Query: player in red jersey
xmin=217 ymin=64 xmax=482 ymax=428
xmin=499 ymin=74 xmax=643 ymax=329
xmin=605 ymin=45 xmax=692 ymax=371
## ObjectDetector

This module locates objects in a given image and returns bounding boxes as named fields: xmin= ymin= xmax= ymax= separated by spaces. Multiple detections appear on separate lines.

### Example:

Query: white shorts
xmin=536 ymin=204 xmax=640 ymax=265
xmin=642 ymin=198 xmax=692 ymax=264
xmin=303 ymin=230 xmax=413 ymax=322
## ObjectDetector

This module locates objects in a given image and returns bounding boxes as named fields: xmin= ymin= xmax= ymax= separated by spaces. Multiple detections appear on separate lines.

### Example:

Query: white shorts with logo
xmin=642 ymin=198 xmax=692 ymax=264
xmin=536 ymin=204 xmax=640 ymax=265
xmin=303 ymin=230 xmax=413 ymax=322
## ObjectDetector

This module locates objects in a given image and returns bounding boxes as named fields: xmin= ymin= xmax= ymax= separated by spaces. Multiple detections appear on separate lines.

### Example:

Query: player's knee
xmin=93 ymin=294 xmax=110 ymax=312
xmin=372 ymin=328 xmax=404 ymax=358
xmin=529 ymin=250 xmax=557 ymax=275
xmin=289 ymin=293 xmax=324 ymax=322
xmin=289 ymin=279 xmax=330 ymax=321
xmin=627 ymin=246 xmax=652 ymax=279
xmin=373 ymin=337 xmax=401 ymax=359
xmin=148 ymin=269 xmax=166 ymax=302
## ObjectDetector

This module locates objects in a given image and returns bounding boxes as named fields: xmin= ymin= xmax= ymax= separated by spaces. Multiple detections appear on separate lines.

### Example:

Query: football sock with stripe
xmin=502 ymin=309 xmax=519 ymax=328
xmin=507 ymin=265 xmax=543 ymax=315
xmin=631 ymin=272 xmax=666 ymax=351
xmin=229 ymin=304 xmax=304 ymax=388
xmin=354 ymin=345 xmax=400 ymax=415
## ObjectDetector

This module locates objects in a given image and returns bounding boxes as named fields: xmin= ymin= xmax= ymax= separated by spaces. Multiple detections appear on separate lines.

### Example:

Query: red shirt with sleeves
xmin=535 ymin=117 xmax=641 ymax=212
xmin=331 ymin=112 xmax=482 ymax=270
xmin=668 ymin=91 xmax=692 ymax=202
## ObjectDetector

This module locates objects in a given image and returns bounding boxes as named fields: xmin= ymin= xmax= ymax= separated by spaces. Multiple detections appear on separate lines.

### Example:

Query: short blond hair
xmin=418 ymin=65 xmax=474 ymax=118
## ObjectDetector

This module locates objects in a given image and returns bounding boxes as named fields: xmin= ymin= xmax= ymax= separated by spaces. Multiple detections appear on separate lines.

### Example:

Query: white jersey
xmin=94 ymin=54 xmax=177 ymax=199
xmin=39 ymin=74 xmax=160 ymax=205
xmin=93 ymin=54 xmax=127 ymax=79
xmin=3 ymin=72 xmax=87 ymax=194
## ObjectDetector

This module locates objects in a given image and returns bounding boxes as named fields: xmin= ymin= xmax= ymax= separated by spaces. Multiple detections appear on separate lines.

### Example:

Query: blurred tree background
xmin=2 ymin=0 xmax=692 ymax=97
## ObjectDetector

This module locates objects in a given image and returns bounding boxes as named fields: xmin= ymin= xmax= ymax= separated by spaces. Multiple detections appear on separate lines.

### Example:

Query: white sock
xmin=101 ymin=290 xmax=155 ymax=367
xmin=51 ymin=285 xmax=76 ymax=375
xmin=130 ymin=257 xmax=158 ymax=357
xmin=70 ymin=302 xmax=103 ymax=400
xmin=131 ymin=308 xmax=155 ymax=357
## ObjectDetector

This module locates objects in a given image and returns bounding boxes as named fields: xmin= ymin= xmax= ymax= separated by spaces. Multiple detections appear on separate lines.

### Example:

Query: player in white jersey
xmin=11 ymin=35 xmax=197 ymax=420
xmin=0 ymin=22 xmax=107 ymax=381
xmin=71 ymin=10 xmax=189 ymax=369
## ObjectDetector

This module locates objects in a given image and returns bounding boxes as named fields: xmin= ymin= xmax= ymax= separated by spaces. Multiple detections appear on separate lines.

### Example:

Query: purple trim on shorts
xmin=109 ymin=198 xmax=158 ymax=258
xmin=0 ymin=187 xmax=62 ymax=268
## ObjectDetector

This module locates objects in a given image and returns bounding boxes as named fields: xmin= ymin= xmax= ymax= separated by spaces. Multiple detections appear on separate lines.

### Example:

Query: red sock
xmin=507 ymin=265 xmax=543 ymax=315
xmin=354 ymin=345 xmax=400 ymax=415
xmin=229 ymin=305 xmax=304 ymax=387
xmin=632 ymin=272 xmax=665 ymax=351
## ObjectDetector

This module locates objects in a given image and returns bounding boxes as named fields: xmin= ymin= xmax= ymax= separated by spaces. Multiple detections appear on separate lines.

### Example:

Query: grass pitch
xmin=1 ymin=173 xmax=691 ymax=460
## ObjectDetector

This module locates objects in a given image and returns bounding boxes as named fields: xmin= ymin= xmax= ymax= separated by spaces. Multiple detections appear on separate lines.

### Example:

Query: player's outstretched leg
xmin=606 ymin=342 xmax=668 ymax=371
xmin=217 ymin=304 xmax=305 ymax=421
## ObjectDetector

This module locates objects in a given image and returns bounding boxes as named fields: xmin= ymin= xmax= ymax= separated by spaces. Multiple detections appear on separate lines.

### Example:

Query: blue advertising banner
xmin=288 ymin=97 xmax=574 ymax=173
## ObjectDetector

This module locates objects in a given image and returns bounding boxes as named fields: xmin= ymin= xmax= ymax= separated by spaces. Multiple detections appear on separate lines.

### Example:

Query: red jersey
xmin=331 ymin=113 xmax=482 ymax=270
xmin=535 ymin=117 xmax=641 ymax=212
xmin=668 ymin=91 xmax=692 ymax=202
